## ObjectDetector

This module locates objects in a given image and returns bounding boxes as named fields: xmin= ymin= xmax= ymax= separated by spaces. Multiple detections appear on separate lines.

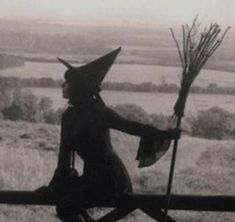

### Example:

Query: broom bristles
xmin=170 ymin=18 xmax=230 ymax=118
xmin=164 ymin=19 xmax=230 ymax=222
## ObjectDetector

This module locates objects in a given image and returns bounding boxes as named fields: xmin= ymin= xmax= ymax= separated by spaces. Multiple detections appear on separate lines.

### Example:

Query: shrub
xmin=112 ymin=104 xmax=151 ymax=124
xmin=38 ymin=96 xmax=53 ymax=122
xmin=38 ymin=96 xmax=53 ymax=113
xmin=149 ymin=113 xmax=170 ymax=129
xmin=0 ymin=76 xmax=14 ymax=113
xmin=0 ymin=83 xmax=63 ymax=124
xmin=3 ymin=89 xmax=40 ymax=122
xmin=187 ymin=107 xmax=235 ymax=140
xmin=43 ymin=107 xmax=64 ymax=124
xmin=112 ymin=104 xmax=171 ymax=129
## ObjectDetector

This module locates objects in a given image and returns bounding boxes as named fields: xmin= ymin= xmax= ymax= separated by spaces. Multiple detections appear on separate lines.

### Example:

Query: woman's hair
xmin=66 ymin=74 xmax=105 ymax=108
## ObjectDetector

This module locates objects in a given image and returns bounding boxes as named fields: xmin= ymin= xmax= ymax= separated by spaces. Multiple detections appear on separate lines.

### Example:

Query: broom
xmin=164 ymin=18 xmax=230 ymax=221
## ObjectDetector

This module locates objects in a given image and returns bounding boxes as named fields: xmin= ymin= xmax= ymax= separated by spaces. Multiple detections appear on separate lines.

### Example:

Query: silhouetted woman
xmin=49 ymin=48 xmax=180 ymax=222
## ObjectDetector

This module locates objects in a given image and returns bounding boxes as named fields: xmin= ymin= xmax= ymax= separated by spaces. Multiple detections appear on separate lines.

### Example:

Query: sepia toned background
xmin=0 ymin=0 xmax=234 ymax=221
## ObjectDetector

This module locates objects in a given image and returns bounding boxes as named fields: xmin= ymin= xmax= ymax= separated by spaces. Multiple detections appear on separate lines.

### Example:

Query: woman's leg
xmin=56 ymin=199 xmax=94 ymax=222
xmin=56 ymin=188 xmax=94 ymax=222
xmin=56 ymin=195 xmax=84 ymax=222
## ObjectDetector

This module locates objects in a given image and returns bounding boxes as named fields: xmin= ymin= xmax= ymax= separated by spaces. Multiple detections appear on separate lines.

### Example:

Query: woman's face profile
xmin=62 ymin=82 xmax=70 ymax=99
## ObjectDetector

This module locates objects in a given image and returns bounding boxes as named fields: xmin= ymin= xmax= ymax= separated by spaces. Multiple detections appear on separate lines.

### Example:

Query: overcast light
xmin=1 ymin=0 xmax=234 ymax=27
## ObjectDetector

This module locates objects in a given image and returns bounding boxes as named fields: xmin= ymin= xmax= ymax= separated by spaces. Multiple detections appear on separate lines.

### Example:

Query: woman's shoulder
xmin=91 ymin=101 xmax=114 ymax=115
xmin=89 ymin=100 xmax=115 ymax=121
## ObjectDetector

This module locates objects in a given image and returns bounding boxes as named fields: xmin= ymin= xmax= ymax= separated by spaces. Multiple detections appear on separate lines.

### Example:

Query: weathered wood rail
xmin=0 ymin=191 xmax=234 ymax=221
xmin=0 ymin=191 xmax=235 ymax=211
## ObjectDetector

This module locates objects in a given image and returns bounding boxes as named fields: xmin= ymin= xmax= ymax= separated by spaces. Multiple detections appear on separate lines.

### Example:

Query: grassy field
xmin=0 ymin=120 xmax=234 ymax=221
xmin=1 ymin=61 xmax=235 ymax=221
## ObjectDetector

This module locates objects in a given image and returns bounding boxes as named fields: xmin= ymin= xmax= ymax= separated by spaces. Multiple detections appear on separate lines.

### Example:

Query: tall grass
xmin=0 ymin=120 xmax=234 ymax=221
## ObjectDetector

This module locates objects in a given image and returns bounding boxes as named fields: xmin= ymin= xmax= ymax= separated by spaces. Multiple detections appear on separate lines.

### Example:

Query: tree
xmin=3 ymin=89 xmax=40 ymax=122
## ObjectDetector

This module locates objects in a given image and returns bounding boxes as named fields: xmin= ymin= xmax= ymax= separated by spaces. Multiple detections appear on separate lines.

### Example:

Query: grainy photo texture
xmin=0 ymin=1 xmax=234 ymax=221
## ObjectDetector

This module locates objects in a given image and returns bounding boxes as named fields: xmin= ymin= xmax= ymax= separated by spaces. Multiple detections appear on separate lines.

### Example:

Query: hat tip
xmin=57 ymin=57 xmax=74 ymax=69
xmin=117 ymin=46 xmax=121 ymax=52
xmin=110 ymin=47 xmax=121 ymax=56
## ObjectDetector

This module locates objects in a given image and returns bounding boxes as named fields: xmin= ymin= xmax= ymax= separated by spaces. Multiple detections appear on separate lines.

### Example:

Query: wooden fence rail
xmin=0 ymin=191 xmax=235 ymax=212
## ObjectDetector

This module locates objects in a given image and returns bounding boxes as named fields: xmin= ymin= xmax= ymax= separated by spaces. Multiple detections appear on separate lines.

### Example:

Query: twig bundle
xmin=164 ymin=18 xmax=230 ymax=221
xmin=171 ymin=18 xmax=230 ymax=119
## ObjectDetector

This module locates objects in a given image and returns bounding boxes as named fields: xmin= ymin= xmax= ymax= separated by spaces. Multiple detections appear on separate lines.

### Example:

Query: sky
xmin=1 ymin=0 xmax=235 ymax=27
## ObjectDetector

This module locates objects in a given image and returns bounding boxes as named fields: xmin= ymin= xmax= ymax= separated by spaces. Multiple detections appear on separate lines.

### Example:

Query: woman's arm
xmin=103 ymin=106 xmax=180 ymax=168
xmin=36 ymin=111 xmax=73 ymax=192
xmin=50 ymin=111 xmax=72 ymax=186
xmin=104 ymin=107 xmax=179 ymax=140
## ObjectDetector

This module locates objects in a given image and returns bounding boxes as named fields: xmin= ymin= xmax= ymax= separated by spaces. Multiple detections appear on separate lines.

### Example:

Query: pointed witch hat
xmin=57 ymin=47 xmax=121 ymax=90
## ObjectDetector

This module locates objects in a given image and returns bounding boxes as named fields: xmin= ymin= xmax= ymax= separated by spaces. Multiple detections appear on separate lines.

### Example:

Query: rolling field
xmin=1 ymin=61 xmax=235 ymax=116
xmin=0 ymin=120 xmax=234 ymax=221
xmin=29 ymin=87 xmax=235 ymax=115
xmin=1 ymin=61 xmax=235 ymax=87
xmin=0 ymin=62 xmax=235 ymax=221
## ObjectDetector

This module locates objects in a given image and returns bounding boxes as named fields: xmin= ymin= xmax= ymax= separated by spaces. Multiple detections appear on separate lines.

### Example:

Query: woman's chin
xmin=62 ymin=94 xmax=69 ymax=99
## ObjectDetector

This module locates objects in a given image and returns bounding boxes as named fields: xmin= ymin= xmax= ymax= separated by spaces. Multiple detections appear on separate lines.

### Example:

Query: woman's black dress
xmin=52 ymin=99 xmax=174 ymax=217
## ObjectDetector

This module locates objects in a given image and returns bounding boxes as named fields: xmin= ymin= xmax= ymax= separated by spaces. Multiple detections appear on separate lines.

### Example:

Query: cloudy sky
xmin=1 ymin=0 xmax=234 ymax=27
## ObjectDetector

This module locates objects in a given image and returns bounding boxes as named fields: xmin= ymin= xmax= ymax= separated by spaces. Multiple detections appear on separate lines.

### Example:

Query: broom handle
xmin=164 ymin=116 xmax=182 ymax=221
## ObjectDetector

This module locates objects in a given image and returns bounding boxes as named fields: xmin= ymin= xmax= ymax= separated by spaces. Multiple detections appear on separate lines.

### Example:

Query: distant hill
xmin=0 ymin=54 xmax=24 ymax=69
xmin=0 ymin=19 xmax=235 ymax=72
